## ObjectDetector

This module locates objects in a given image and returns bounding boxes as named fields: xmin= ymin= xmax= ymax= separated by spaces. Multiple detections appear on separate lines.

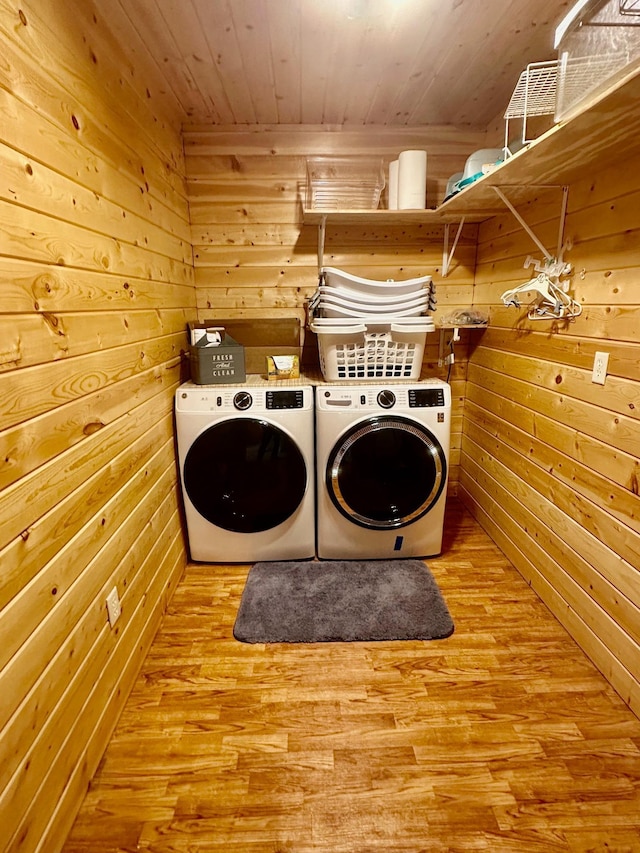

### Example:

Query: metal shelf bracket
xmin=492 ymin=184 xmax=569 ymax=262
xmin=317 ymin=215 xmax=327 ymax=272
xmin=442 ymin=218 xmax=465 ymax=278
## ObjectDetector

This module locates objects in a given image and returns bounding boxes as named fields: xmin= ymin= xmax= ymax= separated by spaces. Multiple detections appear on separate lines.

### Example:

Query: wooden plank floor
xmin=62 ymin=500 xmax=640 ymax=852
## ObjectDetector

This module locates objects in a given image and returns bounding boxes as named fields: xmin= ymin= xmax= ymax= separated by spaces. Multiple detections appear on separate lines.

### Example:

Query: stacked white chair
xmin=309 ymin=267 xmax=436 ymax=381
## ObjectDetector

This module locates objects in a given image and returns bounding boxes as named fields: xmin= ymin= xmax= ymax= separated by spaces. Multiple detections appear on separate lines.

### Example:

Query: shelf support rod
xmin=492 ymin=186 xmax=553 ymax=260
xmin=317 ymin=216 xmax=327 ymax=272
xmin=556 ymin=185 xmax=569 ymax=260
xmin=442 ymin=217 xmax=465 ymax=278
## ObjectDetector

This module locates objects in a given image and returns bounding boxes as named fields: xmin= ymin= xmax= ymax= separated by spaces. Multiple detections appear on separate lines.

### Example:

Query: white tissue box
xmin=188 ymin=323 xmax=246 ymax=385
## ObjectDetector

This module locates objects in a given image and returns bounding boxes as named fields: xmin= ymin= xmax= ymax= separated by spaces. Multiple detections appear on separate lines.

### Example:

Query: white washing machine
xmin=315 ymin=381 xmax=451 ymax=559
xmin=175 ymin=382 xmax=315 ymax=562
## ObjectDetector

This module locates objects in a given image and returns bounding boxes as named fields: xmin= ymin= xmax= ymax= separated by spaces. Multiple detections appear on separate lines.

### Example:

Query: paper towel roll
xmin=397 ymin=149 xmax=427 ymax=210
xmin=388 ymin=159 xmax=399 ymax=210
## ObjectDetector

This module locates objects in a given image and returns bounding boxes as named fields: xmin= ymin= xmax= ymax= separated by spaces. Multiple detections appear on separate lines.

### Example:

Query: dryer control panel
xmin=408 ymin=387 xmax=445 ymax=407
xmin=318 ymin=382 xmax=450 ymax=412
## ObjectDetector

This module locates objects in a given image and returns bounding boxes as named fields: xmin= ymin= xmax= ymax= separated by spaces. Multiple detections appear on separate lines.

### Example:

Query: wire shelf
xmin=504 ymin=60 xmax=558 ymax=119
xmin=620 ymin=0 xmax=640 ymax=16
xmin=503 ymin=60 xmax=558 ymax=149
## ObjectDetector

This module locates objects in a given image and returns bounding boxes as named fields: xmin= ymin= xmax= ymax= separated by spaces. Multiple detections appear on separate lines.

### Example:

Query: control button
xmin=360 ymin=395 xmax=366 ymax=405
xmin=216 ymin=396 xmax=222 ymax=407
xmin=233 ymin=391 xmax=252 ymax=411
xmin=377 ymin=389 xmax=396 ymax=409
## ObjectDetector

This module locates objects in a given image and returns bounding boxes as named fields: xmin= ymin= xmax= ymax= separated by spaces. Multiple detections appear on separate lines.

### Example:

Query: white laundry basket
xmin=310 ymin=319 xmax=433 ymax=381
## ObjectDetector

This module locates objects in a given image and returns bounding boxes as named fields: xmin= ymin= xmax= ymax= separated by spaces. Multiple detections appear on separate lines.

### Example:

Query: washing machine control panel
xmin=266 ymin=389 xmax=305 ymax=409
xmin=408 ymin=388 xmax=445 ymax=408
xmin=318 ymin=383 xmax=450 ymax=412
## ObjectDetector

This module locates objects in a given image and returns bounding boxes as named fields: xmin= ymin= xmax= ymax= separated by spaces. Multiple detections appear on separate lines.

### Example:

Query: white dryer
xmin=315 ymin=381 xmax=451 ymax=559
xmin=175 ymin=382 xmax=315 ymax=562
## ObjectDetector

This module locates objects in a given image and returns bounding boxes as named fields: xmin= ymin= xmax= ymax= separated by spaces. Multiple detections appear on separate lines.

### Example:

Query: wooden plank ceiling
xmin=114 ymin=0 xmax=568 ymax=127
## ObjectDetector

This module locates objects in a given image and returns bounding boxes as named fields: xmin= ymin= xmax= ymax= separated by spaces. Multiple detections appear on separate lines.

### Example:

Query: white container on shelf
xmin=554 ymin=0 xmax=640 ymax=121
xmin=306 ymin=156 xmax=385 ymax=211
xmin=397 ymin=149 xmax=427 ymax=210
xmin=388 ymin=159 xmax=399 ymax=209
xmin=462 ymin=148 xmax=503 ymax=180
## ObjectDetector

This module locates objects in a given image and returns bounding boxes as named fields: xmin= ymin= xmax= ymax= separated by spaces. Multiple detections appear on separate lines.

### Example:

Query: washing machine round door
xmin=326 ymin=415 xmax=446 ymax=530
xmin=183 ymin=419 xmax=307 ymax=533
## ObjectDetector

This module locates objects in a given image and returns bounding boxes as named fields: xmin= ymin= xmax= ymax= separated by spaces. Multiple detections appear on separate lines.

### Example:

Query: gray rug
xmin=233 ymin=559 xmax=454 ymax=644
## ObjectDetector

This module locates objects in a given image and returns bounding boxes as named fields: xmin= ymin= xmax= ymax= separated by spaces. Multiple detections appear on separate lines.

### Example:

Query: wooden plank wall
xmin=464 ymin=155 xmax=640 ymax=716
xmin=184 ymin=125 xmax=487 ymax=490
xmin=0 ymin=1 xmax=195 ymax=850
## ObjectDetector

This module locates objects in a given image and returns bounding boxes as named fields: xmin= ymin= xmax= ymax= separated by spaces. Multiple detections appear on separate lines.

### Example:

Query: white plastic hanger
xmin=501 ymin=272 xmax=582 ymax=320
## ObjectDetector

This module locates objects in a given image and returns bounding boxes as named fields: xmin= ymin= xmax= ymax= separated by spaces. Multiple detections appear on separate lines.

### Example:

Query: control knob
xmin=233 ymin=391 xmax=252 ymax=411
xmin=377 ymin=389 xmax=396 ymax=409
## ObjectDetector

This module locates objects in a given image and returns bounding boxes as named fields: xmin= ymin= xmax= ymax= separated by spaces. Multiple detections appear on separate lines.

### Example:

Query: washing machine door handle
xmin=326 ymin=415 xmax=446 ymax=530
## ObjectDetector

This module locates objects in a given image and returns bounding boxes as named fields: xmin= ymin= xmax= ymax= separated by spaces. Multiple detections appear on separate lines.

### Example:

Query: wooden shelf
xmin=304 ymin=68 xmax=640 ymax=228
xmin=302 ymin=208 xmax=448 ymax=225
xmin=440 ymin=67 xmax=640 ymax=221
xmin=437 ymin=323 xmax=487 ymax=329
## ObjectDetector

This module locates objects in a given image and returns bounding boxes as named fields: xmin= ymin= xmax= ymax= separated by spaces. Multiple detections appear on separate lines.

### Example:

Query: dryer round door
xmin=183 ymin=418 xmax=307 ymax=533
xmin=326 ymin=415 xmax=446 ymax=530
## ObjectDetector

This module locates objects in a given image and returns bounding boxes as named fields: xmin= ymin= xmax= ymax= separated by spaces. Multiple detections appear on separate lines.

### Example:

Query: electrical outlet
xmin=106 ymin=586 xmax=121 ymax=627
xmin=592 ymin=351 xmax=609 ymax=385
